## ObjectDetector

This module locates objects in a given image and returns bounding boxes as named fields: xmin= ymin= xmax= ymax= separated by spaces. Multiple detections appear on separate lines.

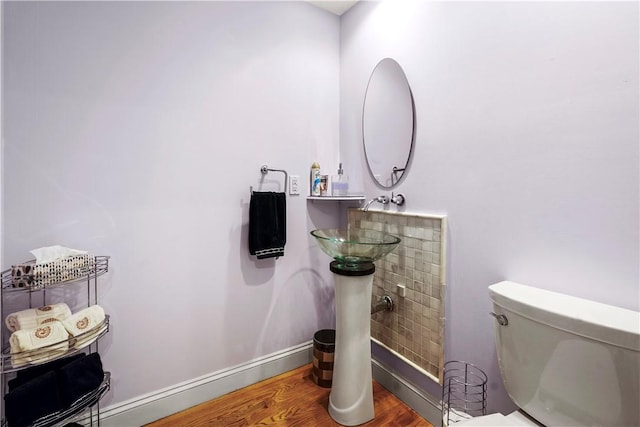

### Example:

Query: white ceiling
xmin=306 ymin=1 xmax=360 ymax=16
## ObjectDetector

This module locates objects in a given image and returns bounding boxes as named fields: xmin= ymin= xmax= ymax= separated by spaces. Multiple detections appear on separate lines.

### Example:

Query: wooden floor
xmin=145 ymin=364 xmax=433 ymax=427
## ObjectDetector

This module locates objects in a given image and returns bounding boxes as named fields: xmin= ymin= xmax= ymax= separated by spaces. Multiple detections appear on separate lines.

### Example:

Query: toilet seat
xmin=455 ymin=411 xmax=542 ymax=426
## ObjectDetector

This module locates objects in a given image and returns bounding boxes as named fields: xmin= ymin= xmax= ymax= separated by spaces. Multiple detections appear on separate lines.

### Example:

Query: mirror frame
xmin=362 ymin=58 xmax=416 ymax=189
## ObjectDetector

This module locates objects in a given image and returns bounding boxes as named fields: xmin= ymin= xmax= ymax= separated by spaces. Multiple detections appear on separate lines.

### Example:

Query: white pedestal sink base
xmin=328 ymin=268 xmax=375 ymax=426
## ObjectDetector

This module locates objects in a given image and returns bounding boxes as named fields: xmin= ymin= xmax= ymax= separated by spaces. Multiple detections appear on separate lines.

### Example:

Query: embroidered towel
xmin=61 ymin=305 xmax=106 ymax=349
xmin=10 ymin=321 xmax=70 ymax=367
xmin=249 ymin=191 xmax=286 ymax=259
xmin=5 ymin=303 xmax=72 ymax=332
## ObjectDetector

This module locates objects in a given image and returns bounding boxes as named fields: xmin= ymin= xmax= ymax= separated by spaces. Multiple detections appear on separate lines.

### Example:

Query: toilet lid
xmin=454 ymin=411 xmax=541 ymax=426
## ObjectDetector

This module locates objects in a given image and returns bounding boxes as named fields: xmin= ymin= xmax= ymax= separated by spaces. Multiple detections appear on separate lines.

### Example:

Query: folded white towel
xmin=10 ymin=321 xmax=70 ymax=367
xmin=5 ymin=303 xmax=72 ymax=332
xmin=30 ymin=245 xmax=87 ymax=264
xmin=74 ymin=322 xmax=108 ymax=350
xmin=62 ymin=305 xmax=106 ymax=349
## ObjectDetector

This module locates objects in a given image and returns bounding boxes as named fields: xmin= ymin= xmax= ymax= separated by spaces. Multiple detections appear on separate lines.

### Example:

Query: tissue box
xmin=11 ymin=254 xmax=95 ymax=289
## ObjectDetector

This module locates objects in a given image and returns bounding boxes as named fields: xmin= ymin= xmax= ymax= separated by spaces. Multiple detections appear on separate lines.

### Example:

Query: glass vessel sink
xmin=310 ymin=228 xmax=401 ymax=270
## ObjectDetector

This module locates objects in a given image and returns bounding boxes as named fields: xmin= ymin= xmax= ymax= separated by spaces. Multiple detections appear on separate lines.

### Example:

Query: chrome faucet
xmin=364 ymin=195 xmax=389 ymax=211
xmin=390 ymin=193 xmax=405 ymax=206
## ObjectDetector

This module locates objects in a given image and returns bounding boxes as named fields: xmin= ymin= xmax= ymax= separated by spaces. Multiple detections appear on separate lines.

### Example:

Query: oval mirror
xmin=362 ymin=58 xmax=415 ymax=188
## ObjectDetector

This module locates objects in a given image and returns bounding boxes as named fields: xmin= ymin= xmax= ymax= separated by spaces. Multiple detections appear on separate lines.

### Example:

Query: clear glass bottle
xmin=331 ymin=163 xmax=349 ymax=196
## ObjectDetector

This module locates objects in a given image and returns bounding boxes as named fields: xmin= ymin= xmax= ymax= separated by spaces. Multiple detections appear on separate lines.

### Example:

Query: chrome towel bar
xmin=250 ymin=165 xmax=288 ymax=194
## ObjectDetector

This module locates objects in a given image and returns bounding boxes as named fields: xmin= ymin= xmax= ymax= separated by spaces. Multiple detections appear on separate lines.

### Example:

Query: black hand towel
xmin=5 ymin=370 xmax=64 ymax=427
xmin=8 ymin=353 xmax=85 ymax=391
xmin=58 ymin=352 xmax=104 ymax=408
xmin=4 ymin=353 xmax=104 ymax=427
xmin=249 ymin=191 xmax=286 ymax=259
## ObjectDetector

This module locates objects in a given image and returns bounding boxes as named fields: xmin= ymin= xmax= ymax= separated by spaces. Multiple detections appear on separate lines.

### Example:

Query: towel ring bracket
xmin=251 ymin=165 xmax=288 ymax=194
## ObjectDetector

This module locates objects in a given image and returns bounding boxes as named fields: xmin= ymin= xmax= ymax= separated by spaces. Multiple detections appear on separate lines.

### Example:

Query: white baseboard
xmin=371 ymin=358 xmax=442 ymax=427
xmin=98 ymin=342 xmax=313 ymax=426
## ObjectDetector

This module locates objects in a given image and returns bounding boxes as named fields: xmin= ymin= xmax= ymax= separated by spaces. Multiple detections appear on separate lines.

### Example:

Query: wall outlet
xmin=289 ymin=175 xmax=300 ymax=195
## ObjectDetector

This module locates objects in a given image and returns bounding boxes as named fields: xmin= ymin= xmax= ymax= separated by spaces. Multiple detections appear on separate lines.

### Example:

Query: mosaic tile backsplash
xmin=348 ymin=209 xmax=447 ymax=382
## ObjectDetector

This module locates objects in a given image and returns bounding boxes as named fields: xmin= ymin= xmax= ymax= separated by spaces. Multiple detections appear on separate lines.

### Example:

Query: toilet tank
xmin=489 ymin=281 xmax=640 ymax=427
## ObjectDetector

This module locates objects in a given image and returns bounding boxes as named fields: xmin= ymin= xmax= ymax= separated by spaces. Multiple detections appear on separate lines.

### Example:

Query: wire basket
xmin=441 ymin=361 xmax=487 ymax=427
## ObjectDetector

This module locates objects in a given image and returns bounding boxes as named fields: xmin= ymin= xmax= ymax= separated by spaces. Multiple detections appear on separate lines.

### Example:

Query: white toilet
xmin=459 ymin=280 xmax=640 ymax=426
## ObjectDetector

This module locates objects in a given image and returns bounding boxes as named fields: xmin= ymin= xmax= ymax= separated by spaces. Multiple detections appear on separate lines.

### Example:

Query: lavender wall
xmin=2 ymin=1 xmax=342 ymax=409
xmin=340 ymin=1 xmax=639 ymax=414
xmin=3 ymin=0 xmax=638 ymax=420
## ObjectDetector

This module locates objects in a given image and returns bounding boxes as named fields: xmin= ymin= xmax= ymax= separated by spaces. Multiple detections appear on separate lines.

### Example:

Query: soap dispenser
xmin=332 ymin=163 xmax=349 ymax=196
